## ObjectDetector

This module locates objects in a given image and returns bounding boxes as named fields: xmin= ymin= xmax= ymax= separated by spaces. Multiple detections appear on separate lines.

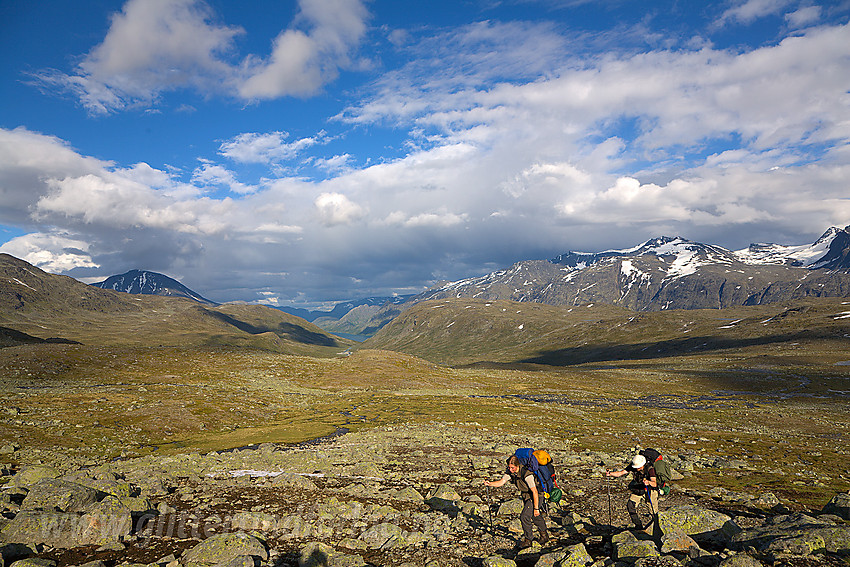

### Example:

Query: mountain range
xmin=414 ymin=226 xmax=850 ymax=310
xmin=19 ymin=226 xmax=850 ymax=340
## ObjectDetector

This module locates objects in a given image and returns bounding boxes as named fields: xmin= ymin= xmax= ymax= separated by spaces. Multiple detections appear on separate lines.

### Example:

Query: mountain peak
xmin=92 ymin=270 xmax=216 ymax=305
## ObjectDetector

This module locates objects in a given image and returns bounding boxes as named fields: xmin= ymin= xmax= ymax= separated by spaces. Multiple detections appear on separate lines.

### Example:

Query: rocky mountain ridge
xmin=414 ymin=226 xmax=850 ymax=313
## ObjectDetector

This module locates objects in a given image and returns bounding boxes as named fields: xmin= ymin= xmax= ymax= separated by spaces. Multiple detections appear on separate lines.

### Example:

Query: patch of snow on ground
xmin=834 ymin=312 xmax=850 ymax=320
xmin=518 ymin=324 xmax=524 ymax=330
xmin=11 ymin=278 xmax=35 ymax=290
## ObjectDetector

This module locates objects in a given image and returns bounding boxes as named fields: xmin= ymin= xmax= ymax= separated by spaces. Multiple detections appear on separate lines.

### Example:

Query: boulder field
xmin=1 ymin=423 xmax=848 ymax=566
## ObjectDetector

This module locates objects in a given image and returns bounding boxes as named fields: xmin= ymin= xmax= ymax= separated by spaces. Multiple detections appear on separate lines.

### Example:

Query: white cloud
xmin=218 ymin=131 xmax=326 ymax=164
xmin=239 ymin=0 xmax=369 ymax=99
xmin=0 ymin=233 xmax=99 ymax=272
xmin=314 ymin=192 xmax=366 ymax=226
xmin=191 ymin=162 xmax=256 ymax=194
xmin=37 ymin=0 xmax=243 ymax=114
xmin=35 ymin=0 xmax=369 ymax=113
xmin=718 ymin=0 xmax=795 ymax=26
xmin=786 ymin=5 xmax=823 ymax=27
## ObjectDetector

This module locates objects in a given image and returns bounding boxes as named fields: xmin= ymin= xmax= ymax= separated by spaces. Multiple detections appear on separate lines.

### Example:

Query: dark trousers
xmin=519 ymin=498 xmax=548 ymax=541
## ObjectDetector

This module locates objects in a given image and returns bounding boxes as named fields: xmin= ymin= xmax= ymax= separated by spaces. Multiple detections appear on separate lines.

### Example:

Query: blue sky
xmin=1 ymin=0 xmax=849 ymax=307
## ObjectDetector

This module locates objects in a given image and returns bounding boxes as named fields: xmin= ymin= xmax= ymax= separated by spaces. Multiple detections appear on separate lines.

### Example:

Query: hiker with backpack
xmin=606 ymin=452 xmax=663 ymax=537
xmin=485 ymin=454 xmax=550 ymax=549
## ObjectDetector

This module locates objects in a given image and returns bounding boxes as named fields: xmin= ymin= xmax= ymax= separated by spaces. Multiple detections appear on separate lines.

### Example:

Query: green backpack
xmin=641 ymin=448 xmax=673 ymax=495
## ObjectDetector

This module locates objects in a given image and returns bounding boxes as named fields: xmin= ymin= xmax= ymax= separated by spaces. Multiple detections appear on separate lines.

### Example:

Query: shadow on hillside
xmin=208 ymin=312 xmax=339 ymax=347
xmin=515 ymin=329 xmax=836 ymax=367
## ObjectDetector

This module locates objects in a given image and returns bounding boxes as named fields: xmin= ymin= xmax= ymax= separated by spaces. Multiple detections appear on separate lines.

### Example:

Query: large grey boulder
xmin=20 ymin=480 xmax=99 ymax=513
xmin=426 ymin=484 xmax=462 ymax=512
xmin=387 ymin=486 xmax=424 ymax=503
xmin=0 ymin=511 xmax=80 ymax=548
xmin=535 ymin=543 xmax=593 ymax=567
xmin=497 ymin=498 xmax=524 ymax=517
xmin=730 ymin=512 xmax=850 ymax=556
xmin=612 ymin=530 xmax=660 ymax=562
xmin=659 ymin=505 xmax=741 ymax=544
xmin=75 ymin=496 xmax=132 ymax=546
xmin=8 ymin=559 xmax=56 ymax=567
xmin=823 ymin=492 xmax=850 ymax=520
xmin=10 ymin=467 xmax=59 ymax=488
xmin=181 ymin=532 xmax=268 ymax=566
xmin=718 ymin=553 xmax=765 ymax=566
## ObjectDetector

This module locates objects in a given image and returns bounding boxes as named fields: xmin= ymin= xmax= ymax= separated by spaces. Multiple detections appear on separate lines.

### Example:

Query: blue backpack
xmin=514 ymin=448 xmax=561 ymax=503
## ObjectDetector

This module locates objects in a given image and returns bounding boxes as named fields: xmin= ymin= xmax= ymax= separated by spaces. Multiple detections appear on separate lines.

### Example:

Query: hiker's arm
xmin=484 ymin=474 xmax=510 ymax=488
xmin=529 ymin=482 xmax=540 ymax=516
xmin=644 ymin=473 xmax=657 ymax=488
xmin=606 ymin=469 xmax=627 ymax=478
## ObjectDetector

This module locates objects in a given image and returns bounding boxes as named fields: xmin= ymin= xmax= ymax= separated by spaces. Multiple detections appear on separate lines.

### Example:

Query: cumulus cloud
xmin=0 ymin=233 xmax=99 ymax=272
xmin=314 ymin=192 xmax=366 ymax=226
xmin=34 ymin=0 xmax=369 ymax=113
xmin=239 ymin=0 xmax=370 ymax=99
xmin=35 ymin=0 xmax=243 ymax=113
xmin=192 ymin=161 xmax=256 ymax=194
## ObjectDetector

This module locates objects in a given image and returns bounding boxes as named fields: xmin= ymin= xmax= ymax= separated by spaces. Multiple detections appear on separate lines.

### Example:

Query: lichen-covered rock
xmin=763 ymin=532 xmax=825 ymax=558
xmin=181 ymin=532 xmax=268 ymax=566
xmin=611 ymin=529 xmax=660 ymax=562
xmin=299 ymin=541 xmax=367 ymax=567
xmin=615 ymin=538 xmax=660 ymax=562
xmin=76 ymin=496 xmax=132 ymax=546
xmin=536 ymin=543 xmax=593 ymax=567
xmin=271 ymin=473 xmax=318 ymax=491
xmin=497 ymin=498 xmax=524 ymax=517
xmin=659 ymin=505 xmax=741 ymax=543
xmin=20 ymin=480 xmax=98 ymax=513
xmin=8 ymin=558 xmax=57 ymax=567
xmin=358 ymin=522 xmax=404 ymax=549
xmin=482 ymin=556 xmax=517 ymax=567
xmin=823 ymin=492 xmax=850 ymax=520
xmin=718 ymin=553 xmax=764 ymax=567
xmin=660 ymin=527 xmax=700 ymax=553
xmin=634 ymin=557 xmax=682 ymax=567
xmin=730 ymin=512 xmax=850 ymax=555
xmin=10 ymin=467 xmax=59 ymax=488
xmin=230 ymin=511 xmax=278 ymax=532
xmin=426 ymin=484 xmax=462 ymax=512
xmin=388 ymin=486 xmax=424 ymax=503
xmin=0 ymin=511 xmax=80 ymax=548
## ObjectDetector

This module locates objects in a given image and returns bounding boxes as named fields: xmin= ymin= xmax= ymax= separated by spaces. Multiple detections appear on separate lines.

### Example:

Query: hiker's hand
xmin=533 ymin=508 xmax=540 ymax=517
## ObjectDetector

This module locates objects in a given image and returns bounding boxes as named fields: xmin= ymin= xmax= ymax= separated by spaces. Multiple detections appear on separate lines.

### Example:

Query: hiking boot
xmin=538 ymin=533 xmax=550 ymax=546
xmin=515 ymin=537 xmax=533 ymax=550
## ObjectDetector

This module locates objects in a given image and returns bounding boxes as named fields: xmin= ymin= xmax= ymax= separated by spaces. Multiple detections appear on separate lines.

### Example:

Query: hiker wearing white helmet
xmin=606 ymin=453 xmax=659 ymax=533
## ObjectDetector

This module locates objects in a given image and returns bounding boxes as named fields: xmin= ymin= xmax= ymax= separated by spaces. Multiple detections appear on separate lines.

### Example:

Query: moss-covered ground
xmin=1 ymin=337 xmax=847 ymax=510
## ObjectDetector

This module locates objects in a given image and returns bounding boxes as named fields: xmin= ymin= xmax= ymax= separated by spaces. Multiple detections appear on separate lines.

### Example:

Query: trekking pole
xmin=486 ymin=485 xmax=496 ymax=544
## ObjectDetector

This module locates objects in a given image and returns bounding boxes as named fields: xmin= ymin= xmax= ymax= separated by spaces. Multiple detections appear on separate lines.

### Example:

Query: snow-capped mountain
xmin=92 ymin=270 xmax=217 ymax=305
xmin=416 ymin=226 xmax=850 ymax=311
